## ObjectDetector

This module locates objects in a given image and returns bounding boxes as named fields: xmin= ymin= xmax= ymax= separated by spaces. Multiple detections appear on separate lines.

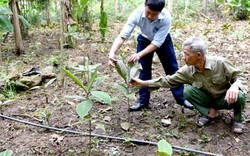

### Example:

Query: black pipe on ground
xmin=0 ymin=114 xmax=223 ymax=156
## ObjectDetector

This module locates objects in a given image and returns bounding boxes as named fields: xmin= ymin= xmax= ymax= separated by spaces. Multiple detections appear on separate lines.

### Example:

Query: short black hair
xmin=145 ymin=0 xmax=165 ymax=12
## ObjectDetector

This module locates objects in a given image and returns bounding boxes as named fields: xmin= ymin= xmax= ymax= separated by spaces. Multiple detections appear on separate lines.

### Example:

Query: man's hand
xmin=108 ymin=57 xmax=117 ymax=67
xmin=128 ymin=53 xmax=141 ymax=62
xmin=130 ymin=78 xmax=148 ymax=87
xmin=225 ymin=85 xmax=239 ymax=104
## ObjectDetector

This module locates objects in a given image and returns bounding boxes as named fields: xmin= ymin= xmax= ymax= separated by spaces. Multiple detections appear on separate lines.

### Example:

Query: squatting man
xmin=130 ymin=36 xmax=248 ymax=134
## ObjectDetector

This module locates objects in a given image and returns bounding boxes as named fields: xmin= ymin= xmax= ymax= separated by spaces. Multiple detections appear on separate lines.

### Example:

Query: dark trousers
xmin=137 ymin=34 xmax=185 ymax=105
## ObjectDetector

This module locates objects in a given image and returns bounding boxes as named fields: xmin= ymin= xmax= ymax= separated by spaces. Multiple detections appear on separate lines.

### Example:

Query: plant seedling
xmin=61 ymin=57 xmax=112 ymax=156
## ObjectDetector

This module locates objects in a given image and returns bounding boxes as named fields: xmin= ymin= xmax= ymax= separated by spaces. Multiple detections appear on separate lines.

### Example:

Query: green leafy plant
xmin=99 ymin=11 xmax=108 ymax=41
xmin=0 ymin=72 xmax=28 ymax=99
xmin=217 ymin=0 xmax=250 ymax=19
xmin=64 ymin=24 xmax=86 ymax=48
xmin=30 ymin=78 xmax=57 ymax=104
xmin=61 ymin=58 xmax=112 ymax=156
xmin=200 ymin=134 xmax=209 ymax=144
xmin=157 ymin=139 xmax=173 ymax=156
xmin=35 ymin=107 xmax=52 ymax=126
xmin=113 ymin=59 xmax=141 ymax=122
xmin=0 ymin=6 xmax=30 ymax=31
xmin=47 ymin=56 xmax=59 ymax=66
xmin=70 ymin=57 xmax=101 ymax=84
xmin=4 ymin=79 xmax=28 ymax=98
xmin=0 ymin=150 xmax=13 ymax=156
xmin=0 ymin=6 xmax=13 ymax=32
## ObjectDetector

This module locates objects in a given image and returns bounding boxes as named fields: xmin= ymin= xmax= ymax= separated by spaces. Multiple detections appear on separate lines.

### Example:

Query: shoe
xmin=182 ymin=100 xmax=194 ymax=110
xmin=196 ymin=116 xmax=215 ymax=127
xmin=232 ymin=121 xmax=244 ymax=134
xmin=129 ymin=103 xmax=149 ymax=112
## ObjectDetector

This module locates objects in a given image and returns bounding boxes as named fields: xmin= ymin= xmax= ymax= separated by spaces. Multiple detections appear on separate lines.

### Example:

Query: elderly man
xmin=131 ymin=36 xmax=248 ymax=134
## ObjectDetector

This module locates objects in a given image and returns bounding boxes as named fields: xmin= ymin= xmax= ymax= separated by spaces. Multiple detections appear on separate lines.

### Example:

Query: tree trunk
xmin=83 ymin=6 xmax=91 ymax=31
xmin=45 ymin=0 xmax=51 ymax=26
xmin=168 ymin=0 xmax=173 ymax=14
xmin=121 ymin=2 xmax=126 ymax=15
xmin=60 ymin=0 xmax=65 ymax=50
xmin=54 ymin=0 xmax=58 ymax=16
xmin=10 ymin=0 xmax=24 ymax=55
xmin=114 ymin=0 xmax=118 ymax=17
xmin=202 ymin=0 xmax=208 ymax=15
xmin=17 ymin=1 xmax=29 ymax=39
xmin=184 ymin=0 xmax=189 ymax=16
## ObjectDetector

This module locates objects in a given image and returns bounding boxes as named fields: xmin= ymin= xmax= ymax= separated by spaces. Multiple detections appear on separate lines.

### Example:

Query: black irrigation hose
xmin=0 ymin=114 xmax=223 ymax=156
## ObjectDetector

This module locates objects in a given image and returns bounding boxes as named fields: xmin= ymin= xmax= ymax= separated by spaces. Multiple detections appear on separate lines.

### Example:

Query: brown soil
xmin=0 ymin=17 xmax=250 ymax=156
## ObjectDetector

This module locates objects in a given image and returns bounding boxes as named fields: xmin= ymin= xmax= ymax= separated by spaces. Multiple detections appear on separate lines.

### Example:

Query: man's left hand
xmin=225 ymin=85 xmax=239 ymax=104
xmin=128 ymin=53 xmax=141 ymax=62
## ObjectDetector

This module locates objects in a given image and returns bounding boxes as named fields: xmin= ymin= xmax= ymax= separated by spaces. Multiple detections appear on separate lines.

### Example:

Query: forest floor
xmin=0 ymin=14 xmax=250 ymax=156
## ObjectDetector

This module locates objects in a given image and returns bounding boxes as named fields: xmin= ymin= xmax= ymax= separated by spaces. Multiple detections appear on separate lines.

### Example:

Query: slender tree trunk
xmin=121 ymin=2 xmax=126 ymax=15
xmin=202 ymin=0 xmax=208 ymax=15
xmin=114 ymin=0 xmax=118 ymax=17
xmin=45 ymin=0 xmax=51 ymax=26
xmin=83 ymin=6 xmax=91 ymax=31
xmin=168 ymin=0 xmax=173 ymax=14
xmin=60 ymin=0 xmax=65 ymax=50
xmin=10 ymin=0 xmax=24 ymax=55
xmin=17 ymin=1 xmax=29 ymax=39
xmin=54 ymin=0 xmax=58 ymax=15
xmin=184 ymin=0 xmax=189 ymax=16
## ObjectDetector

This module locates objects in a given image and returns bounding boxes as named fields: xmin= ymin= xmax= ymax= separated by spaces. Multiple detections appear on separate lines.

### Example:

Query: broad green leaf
xmin=0 ymin=6 xmax=12 ymax=15
xmin=92 ymin=76 xmax=106 ymax=89
xmin=114 ymin=60 xmax=127 ymax=82
xmin=44 ymin=78 xmax=56 ymax=88
xmin=71 ymin=65 xmax=87 ymax=72
xmin=0 ymin=15 xmax=13 ymax=31
xmin=128 ymin=62 xmax=142 ymax=82
xmin=80 ymin=0 xmax=89 ymax=8
xmin=90 ymin=91 xmax=112 ymax=105
xmin=60 ymin=67 xmax=87 ymax=92
xmin=157 ymin=140 xmax=172 ymax=156
xmin=87 ymin=68 xmax=98 ymax=92
xmin=15 ymin=81 xmax=29 ymax=88
xmin=216 ymin=0 xmax=225 ymax=4
xmin=88 ymin=63 xmax=101 ymax=72
xmin=18 ymin=15 xmax=30 ymax=29
xmin=76 ymin=100 xmax=93 ymax=119
xmin=0 ymin=150 xmax=13 ymax=156
xmin=99 ymin=11 xmax=108 ymax=38
xmin=113 ymin=83 xmax=128 ymax=95
xmin=125 ymin=92 xmax=136 ymax=100
xmin=68 ymin=24 xmax=77 ymax=33
xmin=72 ymin=7 xmax=78 ymax=21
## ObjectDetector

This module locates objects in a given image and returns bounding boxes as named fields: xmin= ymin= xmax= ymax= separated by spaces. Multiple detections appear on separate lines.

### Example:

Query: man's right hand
xmin=108 ymin=57 xmax=117 ymax=67
xmin=130 ymin=78 xmax=148 ymax=87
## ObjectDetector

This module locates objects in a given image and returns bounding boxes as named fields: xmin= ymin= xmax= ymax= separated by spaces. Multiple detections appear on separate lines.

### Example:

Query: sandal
xmin=23 ymin=68 xmax=41 ymax=76
xmin=232 ymin=121 xmax=244 ymax=134
xmin=196 ymin=116 xmax=215 ymax=127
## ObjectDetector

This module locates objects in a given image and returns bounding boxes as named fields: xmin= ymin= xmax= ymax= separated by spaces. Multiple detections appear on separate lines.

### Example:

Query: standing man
xmin=108 ymin=0 xmax=193 ymax=111
xmin=130 ymin=36 xmax=248 ymax=134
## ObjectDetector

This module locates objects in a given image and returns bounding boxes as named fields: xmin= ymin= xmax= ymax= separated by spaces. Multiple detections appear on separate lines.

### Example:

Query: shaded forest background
xmin=0 ymin=0 xmax=250 ymax=156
